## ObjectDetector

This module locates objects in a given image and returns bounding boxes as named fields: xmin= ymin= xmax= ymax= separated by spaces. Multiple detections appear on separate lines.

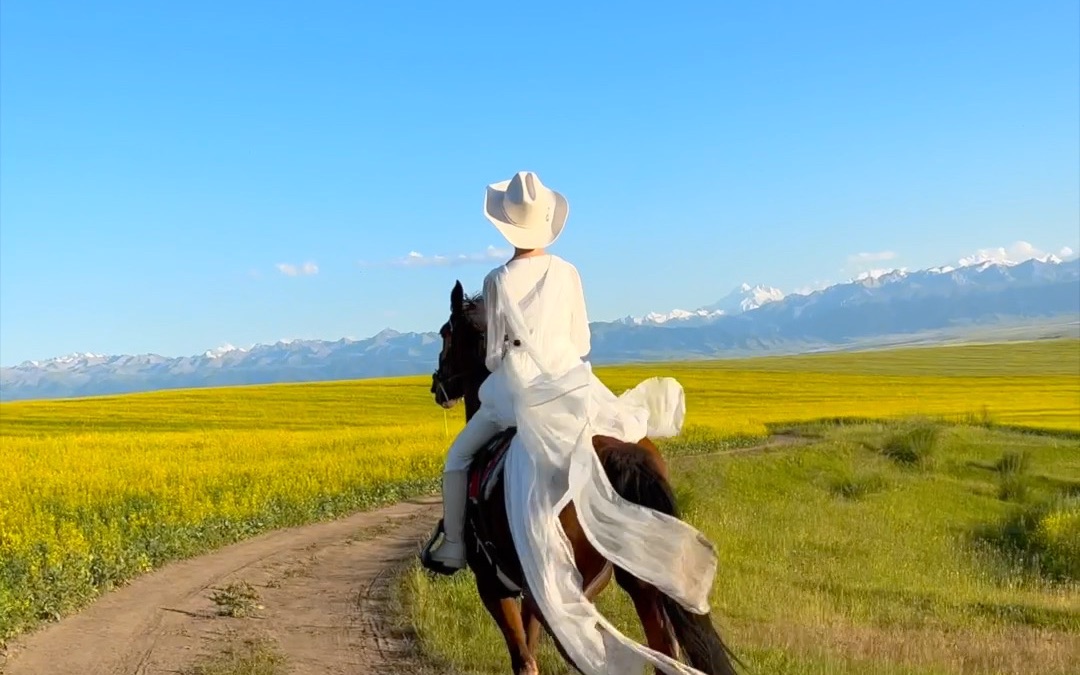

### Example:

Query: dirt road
xmin=1 ymin=496 xmax=445 ymax=675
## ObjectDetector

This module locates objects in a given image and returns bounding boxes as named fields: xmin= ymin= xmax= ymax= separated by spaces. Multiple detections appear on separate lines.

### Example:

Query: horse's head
xmin=431 ymin=280 xmax=487 ymax=409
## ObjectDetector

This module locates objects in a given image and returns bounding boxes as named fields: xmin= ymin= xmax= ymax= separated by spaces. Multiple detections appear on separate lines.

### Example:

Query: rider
xmin=428 ymin=170 xmax=718 ymax=674
xmin=426 ymin=169 xmax=589 ymax=573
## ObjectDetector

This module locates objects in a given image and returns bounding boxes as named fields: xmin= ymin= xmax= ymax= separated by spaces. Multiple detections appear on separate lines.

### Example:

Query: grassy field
xmin=404 ymin=421 xmax=1080 ymax=674
xmin=1 ymin=338 xmax=1078 ymax=651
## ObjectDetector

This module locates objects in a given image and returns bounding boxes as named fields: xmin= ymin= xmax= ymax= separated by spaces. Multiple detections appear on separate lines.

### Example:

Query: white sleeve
xmin=569 ymin=264 xmax=591 ymax=358
xmin=483 ymin=271 xmax=504 ymax=373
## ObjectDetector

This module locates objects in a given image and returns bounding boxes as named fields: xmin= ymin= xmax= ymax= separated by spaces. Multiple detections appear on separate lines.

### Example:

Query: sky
xmin=1 ymin=1 xmax=1077 ymax=366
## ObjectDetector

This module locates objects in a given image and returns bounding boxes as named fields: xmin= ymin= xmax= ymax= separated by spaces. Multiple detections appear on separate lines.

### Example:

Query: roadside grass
xmin=181 ymin=637 xmax=287 ymax=675
xmin=403 ymin=421 xmax=1080 ymax=674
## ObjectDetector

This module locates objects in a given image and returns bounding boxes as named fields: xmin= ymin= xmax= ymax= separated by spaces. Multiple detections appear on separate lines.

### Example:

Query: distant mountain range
xmin=2 ymin=255 xmax=1078 ymax=402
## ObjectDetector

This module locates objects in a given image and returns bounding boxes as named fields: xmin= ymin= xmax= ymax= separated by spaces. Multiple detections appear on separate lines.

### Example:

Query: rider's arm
xmin=569 ymin=264 xmax=591 ymax=359
xmin=483 ymin=271 xmax=504 ymax=373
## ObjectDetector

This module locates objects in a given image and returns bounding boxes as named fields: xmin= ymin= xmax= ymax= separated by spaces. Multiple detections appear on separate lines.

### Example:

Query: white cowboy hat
xmin=483 ymin=171 xmax=569 ymax=250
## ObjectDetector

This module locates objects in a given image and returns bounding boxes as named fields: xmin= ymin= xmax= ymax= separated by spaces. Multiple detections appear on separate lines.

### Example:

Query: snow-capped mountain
xmin=2 ymin=256 xmax=1077 ymax=402
xmin=617 ymin=308 xmax=726 ymax=327
xmin=1 ymin=331 xmax=442 ymax=402
xmin=618 ymin=283 xmax=785 ymax=327
xmin=204 ymin=343 xmax=247 ymax=359
xmin=702 ymin=283 xmax=786 ymax=314
xmin=617 ymin=254 xmax=1076 ymax=329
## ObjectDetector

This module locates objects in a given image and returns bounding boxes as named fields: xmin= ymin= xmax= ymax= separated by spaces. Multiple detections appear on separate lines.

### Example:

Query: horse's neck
xmin=464 ymin=391 xmax=481 ymax=421
xmin=463 ymin=369 xmax=488 ymax=421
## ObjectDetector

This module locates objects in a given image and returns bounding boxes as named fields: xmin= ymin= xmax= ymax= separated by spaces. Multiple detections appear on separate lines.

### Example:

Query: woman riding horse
xmin=424 ymin=170 xmax=723 ymax=675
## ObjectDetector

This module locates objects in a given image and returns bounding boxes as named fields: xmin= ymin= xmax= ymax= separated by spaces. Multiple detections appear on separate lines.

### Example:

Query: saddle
xmin=467 ymin=427 xmax=516 ymax=504
xmin=419 ymin=427 xmax=523 ymax=596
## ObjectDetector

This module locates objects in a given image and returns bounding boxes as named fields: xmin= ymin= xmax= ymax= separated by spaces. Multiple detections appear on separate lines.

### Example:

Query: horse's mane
xmin=451 ymin=289 xmax=487 ymax=353
xmin=462 ymin=291 xmax=483 ymax=307
xmin=457 ymin=290 xmax=485 ymax=325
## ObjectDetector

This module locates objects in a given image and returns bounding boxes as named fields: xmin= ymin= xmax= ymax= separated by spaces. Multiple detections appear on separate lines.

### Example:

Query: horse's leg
xmin=518 ymin=592 xmax=590 ymax=675
xmin=521 ymin=564 xmax=613 ymax=658
xmin=584 ymin=560 xmax=614 ymax=600
xmin=476 ymin=478 xmax=538 ymax=674
xmin=614 ymin=569 xmax=680 ymax=667
xmin=521 ymin=502 xmax=615 ymax=655
xmin=476 ymin=578 xmax=537 ymax=675
xmin=520 ymin=558 xmax=613 ymax=656
xmin=522 ymin=600 xmax=543 ymax=657
xmin=596 ymin=437 xmax=682 ymax=666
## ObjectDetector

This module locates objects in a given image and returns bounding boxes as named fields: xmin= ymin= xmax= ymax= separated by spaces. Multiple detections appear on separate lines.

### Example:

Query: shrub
xmin=881 ymin=421 xmax=940 ymax=467
xmin=995 ymin=449 xmax=1031 ymax=476
xmin=995 ymin=449 xmax=1032 ymax=502
xmin=977 ymin=494 xmax=1080 ymax=584
xmin=828 ymin=467 xmax=889 ymax=500
xmin=961 ymin=405 xmax=997 ymax=428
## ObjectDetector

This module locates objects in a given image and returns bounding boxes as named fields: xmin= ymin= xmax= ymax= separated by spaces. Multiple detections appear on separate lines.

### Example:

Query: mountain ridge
xmin=2 ymin=256 xmax=1078 ymax=402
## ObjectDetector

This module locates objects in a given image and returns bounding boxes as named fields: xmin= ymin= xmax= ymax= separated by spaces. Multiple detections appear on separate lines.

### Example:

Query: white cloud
xmin=957 ymin=240 xmax=1072 ymax=267
xmin=362 ymin=245 xmax=512 ymax=269
xmin=276 ymin=261 xmax=319 ymax=277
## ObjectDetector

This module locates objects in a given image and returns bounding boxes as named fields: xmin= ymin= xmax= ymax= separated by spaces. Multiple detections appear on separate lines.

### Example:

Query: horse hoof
xmin=517 ymin=660 xmax=539 ymax=675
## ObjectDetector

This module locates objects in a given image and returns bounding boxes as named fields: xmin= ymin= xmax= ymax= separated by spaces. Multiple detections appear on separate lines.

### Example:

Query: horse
xmin=419 ymin=280 xmax=740 ymax=675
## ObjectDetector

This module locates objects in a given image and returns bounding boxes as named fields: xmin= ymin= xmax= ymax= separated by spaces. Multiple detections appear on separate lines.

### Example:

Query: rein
xmin=431 ymin=300 xmax=489 ymax=403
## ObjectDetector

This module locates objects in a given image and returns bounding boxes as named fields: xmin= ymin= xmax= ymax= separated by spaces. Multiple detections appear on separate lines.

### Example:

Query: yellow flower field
xmin=1 ymin=338 xmax=1077 ymax=642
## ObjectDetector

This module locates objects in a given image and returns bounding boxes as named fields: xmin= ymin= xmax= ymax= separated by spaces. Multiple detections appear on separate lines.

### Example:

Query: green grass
xmin=404 ymin=422 xmax=1080 ymax=674
xmin=182 ymin=637 xmax=288 ymax=675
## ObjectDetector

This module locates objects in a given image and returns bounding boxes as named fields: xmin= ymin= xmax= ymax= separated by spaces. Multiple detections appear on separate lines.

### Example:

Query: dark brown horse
xmin=420 ymin=280 xmax=740 ymax=675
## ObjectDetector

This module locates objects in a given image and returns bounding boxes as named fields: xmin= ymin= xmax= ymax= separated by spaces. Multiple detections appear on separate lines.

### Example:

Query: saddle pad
xmin=468 ymin=428 xmax=516 ymax=503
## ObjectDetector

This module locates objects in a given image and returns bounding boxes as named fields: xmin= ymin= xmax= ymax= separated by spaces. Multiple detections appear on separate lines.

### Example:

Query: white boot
xmin=429 ymin=470 xmax=468 ymax=571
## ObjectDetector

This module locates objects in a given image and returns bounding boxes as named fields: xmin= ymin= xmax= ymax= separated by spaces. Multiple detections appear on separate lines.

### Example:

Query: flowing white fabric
xmin=479 ymin=260 xmax=719 ymax=675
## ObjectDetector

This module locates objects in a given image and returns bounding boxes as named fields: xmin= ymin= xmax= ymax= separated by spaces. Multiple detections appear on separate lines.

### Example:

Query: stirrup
xmin=418 ymin=519 xmax=462 ymax=577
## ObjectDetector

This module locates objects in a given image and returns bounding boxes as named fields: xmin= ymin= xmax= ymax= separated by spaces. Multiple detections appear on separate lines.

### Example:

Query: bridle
xmin=431 ymin=301 xmax=487 ymax=406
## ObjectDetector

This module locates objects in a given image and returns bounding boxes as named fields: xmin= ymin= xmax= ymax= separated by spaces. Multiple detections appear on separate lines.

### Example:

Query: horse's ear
xmin=451 ymin=280 xmax=464 ymax=311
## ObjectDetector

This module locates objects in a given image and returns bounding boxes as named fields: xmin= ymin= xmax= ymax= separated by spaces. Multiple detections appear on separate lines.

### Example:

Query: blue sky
xmin=1 ymin=1 xmax=1077 ymax=366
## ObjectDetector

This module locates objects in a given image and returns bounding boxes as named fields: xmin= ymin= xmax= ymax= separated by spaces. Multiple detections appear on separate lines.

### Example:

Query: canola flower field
xmin=1 ymin=338 xmax=1078 ymax=643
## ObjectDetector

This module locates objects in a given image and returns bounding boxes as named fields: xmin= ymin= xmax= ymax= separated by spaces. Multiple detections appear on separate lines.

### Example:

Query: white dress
xmin=478 ymin=254 xmax=718 ymax=675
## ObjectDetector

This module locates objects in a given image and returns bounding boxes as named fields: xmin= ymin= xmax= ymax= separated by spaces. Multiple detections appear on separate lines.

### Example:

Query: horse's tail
xmin=659 ymin=590 xmax=742 ymax=675
xmin=600 ymin=442 xmax=743 ymax=675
